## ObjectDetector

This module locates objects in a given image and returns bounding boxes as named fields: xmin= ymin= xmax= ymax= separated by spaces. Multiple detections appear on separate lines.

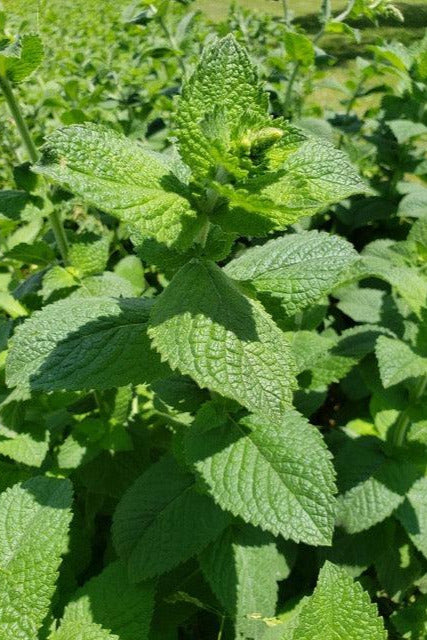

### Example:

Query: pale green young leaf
xmin=185 ymin=404 xmax=336 ymax=545
xmin=200 ymin=525 xmax=291 ymax=640
xmin=148 ymin=259 xmax=296 ymax=419
xmin=112 ymin=455 xmax=230 ymax=582
xmin=397 ymin=477 xmax=427 ymax=561
xmin=68 ymin=232 xmax=110 ymax=277
xmin=35 ymin=124 xmax=202 ymax=250
xmin=0 ymin=477 xmax=73 ymax=640
xmin=225 ymin=231 xmax=358 ymax=315
xmin=59 ymin=560 xmax=155 ymax=640
xmin=375 ymin=336 xmax=427 ymax=388
xmin=291 ymin=562 xmax=387 ymax=640
xmin=176 ymin=34 xmax=268 ymax=178
xmin=0 ymin=34 xmax=43 ymax=82
xmin=284 ymin=32 xmax=315 ymax=66
xmin=6 ymin=296 xmax=167 ymax=392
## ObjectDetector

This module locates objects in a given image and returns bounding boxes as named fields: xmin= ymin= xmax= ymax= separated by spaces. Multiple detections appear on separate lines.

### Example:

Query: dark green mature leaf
xmin=225 ymin=231 xmax=358 ymax=315
xmin=397 ymin=477 xmax=427 ymax=560
xmin=35 ymin=124 xmax=202 ymax=250
xmin=6 ymin=296 xmax=167 ymax=392
xmin=335 ymin=438 xmax=420 ymax=533
xmin=0 ymin=477 xmax=73 ymax=639
xmin=61 ymin=560 xmax=155 ymax=640
xmin=112 ymin=455 xmax=230 ymax=581
xmin=200 ymin=525 xmax=291 ymax=640
xmin=391 ymin=593 xmax=427 ymax=639
xmin=291 ymin=562 xmax=387 ymax=639
xmin=185 ymin=404 xmax=336 ymax=545
xmin=149 ymin=259 xmax=296 ymax=419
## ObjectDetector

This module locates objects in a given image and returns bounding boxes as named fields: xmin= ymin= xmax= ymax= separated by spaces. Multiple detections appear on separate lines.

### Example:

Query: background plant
xmin=0 ymin=1 xmax=426 ymax=639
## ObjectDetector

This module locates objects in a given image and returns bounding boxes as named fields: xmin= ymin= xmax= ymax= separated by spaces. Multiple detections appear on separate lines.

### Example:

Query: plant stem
xmin=282 ymin=0 xmax=291 ymax=27
xmin=159 ymin=16 xmax=186 ymax=75
xmin=0 ymin=74 xmax=38 ymax=163
xmin=49 ymin=208 xmax=69 ymax=262
xmin=0 ymin=73 xmax=69 ymax=262
xmin=392 ymin=375 xmax=427 ymax=447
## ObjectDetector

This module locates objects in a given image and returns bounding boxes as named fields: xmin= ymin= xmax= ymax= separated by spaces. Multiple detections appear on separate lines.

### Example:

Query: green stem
xmin=49 ymin=209 xmax=69 ymax=262
xmin=0 ymin=74 xmax=38 ymax=163
xmin=392 ymin=375 xmax=427 ymax=447
xmin=0 ymin=73 xmax=69 ymax=262
xmin=282 ymin=0 xmax=291 ymax=27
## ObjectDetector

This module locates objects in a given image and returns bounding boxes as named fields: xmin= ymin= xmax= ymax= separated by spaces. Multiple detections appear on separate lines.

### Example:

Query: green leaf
xmin=0 ymin=34 xmax=43 ymax=82
xmin=225 ymin=231 xmax=358 ymax=315
xmin=112 ymin=455 xmax=230 ymax=581
xmin=284 ymin=32 xmax=315 ymax=66
xmin=0 ymin=477 xmax=73 ymax=640
xmin=59 ymin=560 xmax=155 ymax=640
xmin=185 ymin=404 xmax=336 ymax=545
xmin=375 ymin=336 xmax=427 ymax=388
xmin=6 ymin=296 xmax=167 ymax=392
xmin=0 ymin=423 xmax=49 ymax=467
xmin=374 ymin=519 xmax=424 ymax=602
xmin=200 ymin=525 xmax=291 ymax=640
xmin=148 ymin=259 xmax=296 ymax=419
xmin=176 ymin=34 xmax=268 ymax=178
xmin=397 ymin=477 xmax=427 ymax=561
xmin=5 ymin=241 xmax=55 ymax=266
xmin=212 ymin=139 xmax=369 ymax=235
xmin=335 ymin=438 xmax=419 ymax=533
xmin=387 ymin=119 xmax=427 ymax=144
xmin=49 ymin=619 xmax=119 ymax=640
xmin=291 ymin=562 xmax=387 ymax=640
xmin=35 ymin=124 xmax=202 ymax=250
xmin=68 ymin=232 xmax=110 ymax=277
xmin=391 ymin=593 xmax=427 ymax=639
xmin=398 ymin=187 xmax=427 ymax=219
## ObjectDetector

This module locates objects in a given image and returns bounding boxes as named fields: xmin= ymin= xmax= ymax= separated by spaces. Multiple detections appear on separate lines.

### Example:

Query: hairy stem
xmin=0 ymin=73 xmax=69 ymax=262
xmin=0 ymin=74 xmax=38 ymax=163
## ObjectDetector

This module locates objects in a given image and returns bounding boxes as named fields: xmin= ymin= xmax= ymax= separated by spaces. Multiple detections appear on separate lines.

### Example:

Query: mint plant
xmin=1 ymin=11 xmax=426 ymax=639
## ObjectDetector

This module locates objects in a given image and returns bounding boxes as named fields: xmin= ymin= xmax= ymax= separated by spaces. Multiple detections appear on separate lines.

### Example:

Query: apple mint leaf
xmin=291 ymin=562 xmax=387 ymax=640
xmin=0 ymin=34 xmax=43 ymax=83
xmin=6 ymin=296 xmax=167 ymax=392
xmin=0 ymin=423 xmax=49 ymax=467
xmin=112 ymin=455 xmax=230 ymax=582
xmin=35 ymin=124 xmax=202 ymax=250
xmin=49 ymin=619 xmax=119 ymax=640
xmin=200 ymin=525 xmax=291 ymax=640
xmin=397 ymin=477 xmax=427 ymax=560
xmin=148 ymin=259 xmax=296 ymax=419
xmin=375 ymin=336 xmax=427 ymax=388
xmin=335 ymin=438 xmax=420 ymax=533
xmin=185 ymin=404 xmax=336 ymax=545
xmin=225 ymin=231 xmax=358 ymax=315
xmin=211 ymin=139 xmax=370 ymax=236
xmin=391 ymin=594 xmax=427 ymax=639
xmin=176 ymin=34 xmax=268 ymax=179
xmin=0 ymin=477 xmax=73 ymax=640
xmin=58 ymin=560 xmax=154 ymax=640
